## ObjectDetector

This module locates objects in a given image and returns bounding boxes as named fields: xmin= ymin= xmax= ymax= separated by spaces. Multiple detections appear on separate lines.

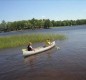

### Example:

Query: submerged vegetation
xmin=0 ymin=18 xmax=86 ymax=32
xmin=0 ymin=34 xmax=66 ymax=49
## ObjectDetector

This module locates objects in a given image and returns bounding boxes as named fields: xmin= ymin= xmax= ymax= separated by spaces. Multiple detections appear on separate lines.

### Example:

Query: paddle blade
xmin=56 ymin=46 xmax=60 ymax=50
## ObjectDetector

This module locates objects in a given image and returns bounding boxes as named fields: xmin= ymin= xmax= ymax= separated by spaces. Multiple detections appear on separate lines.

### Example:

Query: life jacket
xmin=46 ymin=41 xmax=51 ymax=46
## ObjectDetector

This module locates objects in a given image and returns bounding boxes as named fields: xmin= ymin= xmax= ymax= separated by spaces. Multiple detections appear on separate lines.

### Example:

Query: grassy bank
xmin=0 ymin=34 xmax=66 ymax=49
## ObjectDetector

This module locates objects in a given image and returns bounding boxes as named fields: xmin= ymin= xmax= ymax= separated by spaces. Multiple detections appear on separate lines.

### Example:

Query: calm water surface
xmin=0 ymin=25 xmax=86 ymax=80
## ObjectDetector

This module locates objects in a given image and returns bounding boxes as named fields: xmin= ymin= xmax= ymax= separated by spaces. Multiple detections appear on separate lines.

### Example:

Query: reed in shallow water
xmin=0 ymin=33 xmax=66 ymax=49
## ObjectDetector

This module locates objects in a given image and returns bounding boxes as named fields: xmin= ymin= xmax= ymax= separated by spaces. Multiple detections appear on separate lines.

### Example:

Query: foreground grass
xmin=0 ymin=34 xmax=66 ymax=49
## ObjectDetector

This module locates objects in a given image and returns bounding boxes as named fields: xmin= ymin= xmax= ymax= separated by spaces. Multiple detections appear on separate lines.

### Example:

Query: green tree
xmin=24 ymin=21 xmax=32 ymax=29
xmin=30 ymin=18 xmax=36 ymax=29
xmin=44 ymin=19 xmax=52 ymax=29
xmin=0 ymin=20 xmax=7 ymax=32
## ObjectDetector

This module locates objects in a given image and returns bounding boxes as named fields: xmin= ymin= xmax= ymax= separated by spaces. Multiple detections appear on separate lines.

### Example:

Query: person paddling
xmin=27 ymin=42 xmax=34 ymax=51
xmin=45 ymin=39 xmax=51 ymax=47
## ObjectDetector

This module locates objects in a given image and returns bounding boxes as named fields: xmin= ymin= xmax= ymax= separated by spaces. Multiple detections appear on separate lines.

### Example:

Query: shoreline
xmin=0 ymin=25 xmax=86 ymax=34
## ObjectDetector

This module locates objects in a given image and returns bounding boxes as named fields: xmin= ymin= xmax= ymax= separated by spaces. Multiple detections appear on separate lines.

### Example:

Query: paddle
xmin=55 ymin=46 xmax=60 ymax=50
xmin=52 ymin=38 xmax=60 ymax=50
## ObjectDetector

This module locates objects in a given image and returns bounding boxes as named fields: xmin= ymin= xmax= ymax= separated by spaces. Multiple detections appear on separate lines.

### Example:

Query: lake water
xmin=0 ymin=25 xmax=86 ymax=80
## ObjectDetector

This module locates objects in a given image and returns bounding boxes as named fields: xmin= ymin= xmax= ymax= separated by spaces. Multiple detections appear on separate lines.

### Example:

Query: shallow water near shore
xmin=0 ymin=25 xmax=86 ymax=80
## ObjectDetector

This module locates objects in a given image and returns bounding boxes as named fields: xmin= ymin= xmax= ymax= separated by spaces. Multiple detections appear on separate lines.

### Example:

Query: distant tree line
xmin=0 ymin=18 xmax=86 ymax=32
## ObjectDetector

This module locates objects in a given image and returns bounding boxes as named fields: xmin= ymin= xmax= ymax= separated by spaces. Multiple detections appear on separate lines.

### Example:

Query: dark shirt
xmin=27 ymin=45 xmax=32 ymax=51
